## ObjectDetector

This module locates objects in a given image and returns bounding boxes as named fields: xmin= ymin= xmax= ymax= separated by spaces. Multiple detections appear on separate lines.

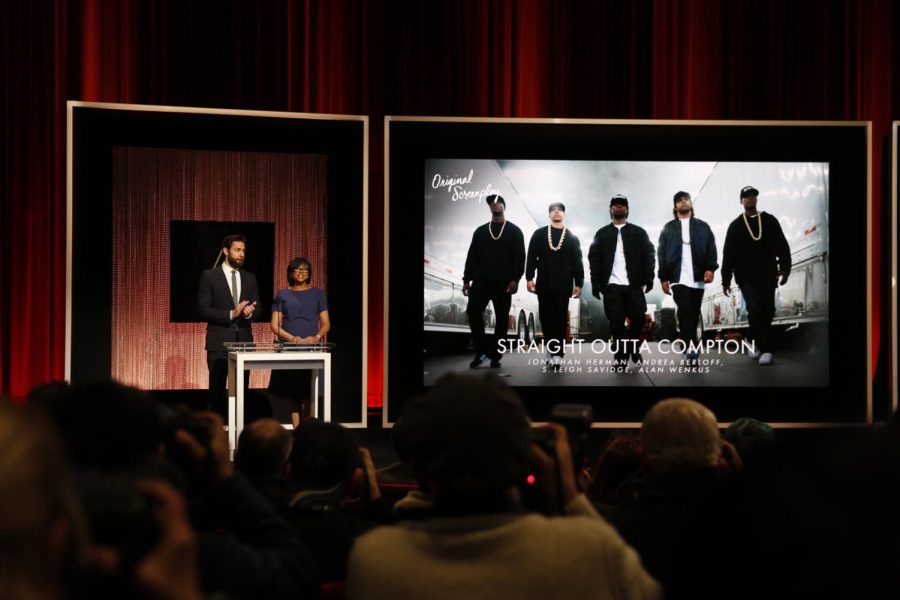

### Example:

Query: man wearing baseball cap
xmin=656 ymin=191 xmax=718 ymax=364
xmin=462 ymin=194 xmax=526 ymax=369
xmin=525 ymin=202 xmax=584 ymax=370
xmin=588 ymin=195 xmax=655 ymax=366
xmin=720 ymin=186 xmax=792 ymax=366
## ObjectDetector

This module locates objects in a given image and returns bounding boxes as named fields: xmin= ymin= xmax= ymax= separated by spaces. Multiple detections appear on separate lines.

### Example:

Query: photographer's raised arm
xmin=531 ymin=422 xmax=600 ymax=518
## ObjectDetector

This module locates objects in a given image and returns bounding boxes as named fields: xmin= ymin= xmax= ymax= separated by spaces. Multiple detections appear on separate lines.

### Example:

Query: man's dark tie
xmin=231 ymin=269 xmax=239 ymax=308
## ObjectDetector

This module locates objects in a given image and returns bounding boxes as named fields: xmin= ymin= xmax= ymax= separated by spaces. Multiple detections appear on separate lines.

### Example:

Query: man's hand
xmin=134 ymin=480 xmax=201 ymax=600
xmin=527 ymin=280 xmax=536 ymax=294
xmin=506 ymin=281 xmax=518 ymax=294
xmin=358 ymin=447 xmax=381 ymax=501
xmin=462 ymin=282 xmax=471 ymax=297
xmin=572 ymin=286 xmax=581 ymax=299
xmin=241 ymin=300 xmax=257 ymax=318
xmin=718 ymin=439 xmax=744 ymax=473
xmin=643 ymin=281 xmax=653 ymax=294
xmin=661 ymin=281 xmax=671 ymax=295
xmin=230 ymin=300 xmax=250 ymax=320
xmin=778 ymin=271 xmax=789 ymax=286
xmin=703 ymin=270 xmax=714 ymax=283
xmin=530 ymin=423 xmax=579 ymax=512
xmin=173 ymin=411 xmax=233 ymax=483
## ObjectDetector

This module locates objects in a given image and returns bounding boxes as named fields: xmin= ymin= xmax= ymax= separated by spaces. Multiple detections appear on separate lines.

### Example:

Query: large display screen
xmin=386 ymin=118 xmax=869 ymax=426
xmin=423 ymin=159 xmax=829 ymax=388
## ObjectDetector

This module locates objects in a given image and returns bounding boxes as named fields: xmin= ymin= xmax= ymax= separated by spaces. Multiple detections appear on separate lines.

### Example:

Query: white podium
xmin=226 ymin=345 xmax=332 ymax=454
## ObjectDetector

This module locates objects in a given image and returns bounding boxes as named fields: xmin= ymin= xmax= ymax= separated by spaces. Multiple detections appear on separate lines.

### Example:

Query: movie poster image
xmin=423 ymin=159 xmax=829 ymax=387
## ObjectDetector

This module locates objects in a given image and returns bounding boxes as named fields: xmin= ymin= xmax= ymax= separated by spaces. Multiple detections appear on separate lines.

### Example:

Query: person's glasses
xmin=293 ymin=268 xmax=310 ymax=273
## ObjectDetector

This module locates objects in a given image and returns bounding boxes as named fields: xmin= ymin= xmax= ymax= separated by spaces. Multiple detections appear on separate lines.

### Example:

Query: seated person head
xmin=236 ymin=418 xmax=293 ymax=482
xmin=640 ymin=398 xmax=721 ymax=474
xmin=0 ymin=404 xmax=87 ymax=597
xmin=53 ymin=381 xmax=163 ymax=471
xmin=399 ymin=373 xmax=532 ymax=513
xmin=588 ymin=431 xmax=641 ymax=506
xmin=289 ymin=418 xmax=359 ymax=497
xmin=723 ymin=417 xmax=775 ymax=454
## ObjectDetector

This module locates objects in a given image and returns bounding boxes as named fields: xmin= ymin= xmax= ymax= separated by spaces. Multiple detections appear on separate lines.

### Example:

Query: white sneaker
xmin=552 ymin=355 xmax=562 ymax=366
xmin=749 ymin=350 xmax=762 ymax=360
xmin=758 ymin=352 xmax=774 ymax=365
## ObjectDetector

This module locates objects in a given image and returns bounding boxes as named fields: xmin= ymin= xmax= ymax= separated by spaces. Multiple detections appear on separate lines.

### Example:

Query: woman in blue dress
xmin=269 ymin=257 xmax=330 ymax=427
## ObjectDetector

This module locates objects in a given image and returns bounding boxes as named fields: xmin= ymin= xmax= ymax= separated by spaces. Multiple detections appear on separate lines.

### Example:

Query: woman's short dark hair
xmin=287 ymin=257 xmax=312 ymax=285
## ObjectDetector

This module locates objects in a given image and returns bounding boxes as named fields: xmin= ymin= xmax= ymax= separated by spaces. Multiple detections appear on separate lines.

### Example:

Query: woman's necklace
xmin=489 ymin=220 xmax=506 ymax=240
xmin=547 ymin=225 xmax=566 ymax=251
xmin=743 ymin=211 xmax=762 ymax=241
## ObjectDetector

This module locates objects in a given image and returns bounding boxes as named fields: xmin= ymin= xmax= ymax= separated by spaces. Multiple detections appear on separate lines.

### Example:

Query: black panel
xmin=70 ymin=105 xmax=365 ymax=423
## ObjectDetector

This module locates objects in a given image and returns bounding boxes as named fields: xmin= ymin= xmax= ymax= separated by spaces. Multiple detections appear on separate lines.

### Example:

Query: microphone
xmin=275 ymin=294 xmax=285 ymax=345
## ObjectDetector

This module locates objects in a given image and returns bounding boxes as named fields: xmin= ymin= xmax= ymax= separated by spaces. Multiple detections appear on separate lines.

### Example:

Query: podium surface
xmin=226 ymin=343 xmax=332 ymax=452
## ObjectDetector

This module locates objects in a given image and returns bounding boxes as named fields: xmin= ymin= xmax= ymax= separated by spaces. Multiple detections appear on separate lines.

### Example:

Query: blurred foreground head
xmin=399 ymin=373 xmax=532 ymax=509
xmin=640 ymin=398 xmax=720 ymax=473
xmin=0 ymin=404 xmax=86 ymax=599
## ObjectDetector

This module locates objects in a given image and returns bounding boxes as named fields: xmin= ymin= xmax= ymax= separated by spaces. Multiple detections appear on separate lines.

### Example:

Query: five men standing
xmin=525 ymin=202 xmax=583 ymax=368
xmin=657 ymin=192 xmax=718 ymax=363
xmin=461 ymin=185 xmax=792 ymax=371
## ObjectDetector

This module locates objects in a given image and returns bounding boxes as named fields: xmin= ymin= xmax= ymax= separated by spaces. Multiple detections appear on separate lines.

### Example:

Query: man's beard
xmin=677 ymin=207 xmax=691 ymax=216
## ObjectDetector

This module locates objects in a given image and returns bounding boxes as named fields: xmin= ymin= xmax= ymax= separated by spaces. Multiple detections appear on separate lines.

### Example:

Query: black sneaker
xmin=490 ymin=358 xmax=502 ymax=368
xmin=470 ymin=354 xmax=489 ymax=369
xmin=631 ymin=352 xmax=643 ymax=364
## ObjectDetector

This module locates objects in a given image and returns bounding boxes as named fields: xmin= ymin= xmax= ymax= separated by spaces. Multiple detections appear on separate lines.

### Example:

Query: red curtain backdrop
xmin=2 ymin=0 xmax=897 ymax=407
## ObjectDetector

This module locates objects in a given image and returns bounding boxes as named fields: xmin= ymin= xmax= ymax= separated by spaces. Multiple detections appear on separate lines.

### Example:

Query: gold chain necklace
xmin=547 ymin=225 xmax=566 ymax=251
xmin=742 ymin=211 xmax=762 ymax=241
xmin=489 ymin=220 xmax=507 ymax=240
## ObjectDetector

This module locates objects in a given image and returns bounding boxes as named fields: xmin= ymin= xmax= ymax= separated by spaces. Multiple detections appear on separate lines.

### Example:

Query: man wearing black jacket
xmin=463 ymin=195 xmax=526 ymax=369
xmin=657 ymin=192 xmax=718 ymax=363
xmin=588 ymin=195 xmax=655 ymax=365
xmin=526 ymin=202 xmax=583 ymax=368
xmin=721 ymin=186 xmax=791 ymax=366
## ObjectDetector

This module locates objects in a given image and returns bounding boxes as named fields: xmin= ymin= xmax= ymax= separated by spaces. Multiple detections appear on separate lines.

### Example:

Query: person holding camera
xmin=285 ymin=418 xmax=394 ymax=583
xmin=347 ymin=373 xmax=661 ymax=600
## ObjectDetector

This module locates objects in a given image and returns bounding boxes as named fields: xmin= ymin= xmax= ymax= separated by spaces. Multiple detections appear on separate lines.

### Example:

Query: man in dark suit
xmin=588 ymin=195 xmax=655 ymax=365
xmin=198 ymin=234 xmax=259 ymax=409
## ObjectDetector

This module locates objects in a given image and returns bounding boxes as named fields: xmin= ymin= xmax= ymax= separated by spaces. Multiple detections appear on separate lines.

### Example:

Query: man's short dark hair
xmin=222 ymin=234 xmax=246 ymax=250
xmin=400 ymin=373 xmax=532 ymax=501
xmin=236 ymin=419 xmax=294 ymax=481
